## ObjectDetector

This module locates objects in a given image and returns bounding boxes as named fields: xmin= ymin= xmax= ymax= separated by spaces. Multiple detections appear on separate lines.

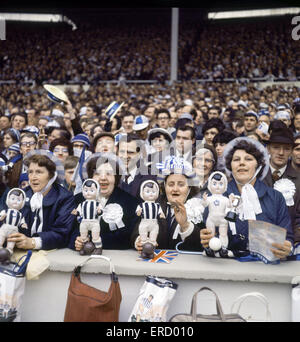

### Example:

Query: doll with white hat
xmin=202 ymin=171 xmax=234 ymax=249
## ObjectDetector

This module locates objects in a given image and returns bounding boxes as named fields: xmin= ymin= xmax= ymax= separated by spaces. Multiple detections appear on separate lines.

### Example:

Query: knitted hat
xmin=8 ymin=143 xmax=20 ymax=153
xmin=71 ymin=133 xmax=90 ymax=148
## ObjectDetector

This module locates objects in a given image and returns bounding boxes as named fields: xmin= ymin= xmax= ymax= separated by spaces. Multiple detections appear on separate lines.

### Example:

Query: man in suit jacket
xmin=264 ymin=127 xmax=300 ymax=244
xmin=118 ymin=133 xmax=156 ymax=201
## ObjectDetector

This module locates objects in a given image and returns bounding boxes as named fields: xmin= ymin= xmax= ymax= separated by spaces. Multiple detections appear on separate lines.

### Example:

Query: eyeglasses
xmin=158 ymin=117 xmax=169 ymax=120
xmin=54 ymin=148 xmax=69 ymax=154
xmin=20 ymin=141 xmax=36 ymax=147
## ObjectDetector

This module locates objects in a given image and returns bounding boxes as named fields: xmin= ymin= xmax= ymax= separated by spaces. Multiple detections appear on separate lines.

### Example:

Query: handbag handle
xmin=230 ymin=292 xmax=271 ymax=321
xmin=191 ymin=287 xmax=226 ymax=321
xmin=77 ymin=255 xmax=115 ymax=274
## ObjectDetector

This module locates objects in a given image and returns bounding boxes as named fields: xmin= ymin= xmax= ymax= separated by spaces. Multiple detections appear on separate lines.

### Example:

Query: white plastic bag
xmin=128 ymin=276 xmax=178 ymax=322
xmin=292 ymin=276 xmax=300 ymax=322
xmin=0 ymin=251 xmax=31 ymax=322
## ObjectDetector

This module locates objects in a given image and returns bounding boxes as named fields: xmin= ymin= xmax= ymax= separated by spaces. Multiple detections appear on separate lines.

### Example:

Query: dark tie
xmin=124 ymin=174 xmax=130 ymax=184
xmin=272 ymin=170 xmax=281 ymax=182
xmin=166 ymin=205 xmax=176 ymax=230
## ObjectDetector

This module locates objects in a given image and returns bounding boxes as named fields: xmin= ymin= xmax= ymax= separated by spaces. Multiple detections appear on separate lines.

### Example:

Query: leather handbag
xmin=230 ymin=292 xmax=271 ymax=322
xmin=64 ymin=255 xmax=122 ymax=322
xmin=169 ymin=287 xmax=246 ymax=322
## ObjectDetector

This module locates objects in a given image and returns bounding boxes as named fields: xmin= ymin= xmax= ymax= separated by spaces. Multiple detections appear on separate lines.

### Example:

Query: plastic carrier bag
xmin=0 ymin=250 xmax=32 ymax=322
xmin=128 ymin=275 xmax=178 ymax=322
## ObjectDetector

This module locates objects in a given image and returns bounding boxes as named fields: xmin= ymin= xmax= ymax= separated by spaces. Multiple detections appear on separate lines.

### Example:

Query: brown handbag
xmin=169 ymin=287 xmax=246 ymax=322
xmin=64 ymin=255 xmax=122 ymax=322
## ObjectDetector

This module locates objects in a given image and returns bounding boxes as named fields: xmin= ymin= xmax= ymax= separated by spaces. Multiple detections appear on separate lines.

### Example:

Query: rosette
xmin=184 ymin=198 xmax=205 ymax=224
xmin=102 ymin=203 xmax=125 ymax=231
xmin=172 ymin=197 xmax=204 ymax=240
xmin=273 ymin=178 xmax=296 ymax=206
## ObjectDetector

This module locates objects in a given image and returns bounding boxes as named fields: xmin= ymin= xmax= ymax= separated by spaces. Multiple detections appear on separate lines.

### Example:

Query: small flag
xmin=139 ymin=250 xmax=178 ymax=263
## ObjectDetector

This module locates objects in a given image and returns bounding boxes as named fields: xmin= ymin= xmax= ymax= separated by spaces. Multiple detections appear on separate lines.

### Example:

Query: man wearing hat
xmin=133 ymin=115 xmax=153 ymax=157
xmin=264 ymin=127 xmax=300 ymax=244
xmin=274 ymin=110 xmax=292 ymax=128
xmin=71 ymin=133 xmax=92 ymax=160
xmin=133 ymin=115 xmax=150 ymax=140
xmin=93 ymin=132 xmax=116 ymax=154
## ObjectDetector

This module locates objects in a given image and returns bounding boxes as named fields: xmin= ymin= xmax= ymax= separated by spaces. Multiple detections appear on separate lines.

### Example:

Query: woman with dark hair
xmin=49 ymin=137 xmax=73 ymax=162
xmin=7 ymin=153 xmax=75 ymax=250
xmin=200 ymin=137 xmax=294 ymax=259
xmin=133 ymin=156 xmax=205 ymax=253
xmin=70 ymin=152 xmax=140 ymax=252
xmin=202 ymin=118 xmax=226 ymax=146
xmin=1 ymin=128 xmax=20 ymax=159
xmin=212 ymin=130 xmax=238 ymax=172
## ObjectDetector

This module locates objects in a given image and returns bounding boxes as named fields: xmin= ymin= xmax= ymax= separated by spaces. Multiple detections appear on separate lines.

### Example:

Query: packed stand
xmin=0 ymin=77 xmax=299 ymax=263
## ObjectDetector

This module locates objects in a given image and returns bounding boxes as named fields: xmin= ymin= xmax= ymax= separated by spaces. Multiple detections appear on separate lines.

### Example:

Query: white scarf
xmin=236 ymin=166 xmax=262 ymax=221
xmin=30 ymin=172 xmax=57 ymax=234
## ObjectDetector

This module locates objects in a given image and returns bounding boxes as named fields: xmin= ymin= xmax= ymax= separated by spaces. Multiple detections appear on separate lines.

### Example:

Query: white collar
xmin=269 ymin=164 xmax=287 ymax=177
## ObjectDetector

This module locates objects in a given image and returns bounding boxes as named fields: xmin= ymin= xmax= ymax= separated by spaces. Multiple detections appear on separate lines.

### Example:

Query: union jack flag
xmin=140 ymin=250 xmax=178 ymax=263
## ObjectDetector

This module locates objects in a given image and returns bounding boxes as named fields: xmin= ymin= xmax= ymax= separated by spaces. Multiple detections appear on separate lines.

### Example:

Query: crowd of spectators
xmin=0 ymin=15 xmax=299 ymax=84
xmin=0 ymin=13 xmax=299 ymax=261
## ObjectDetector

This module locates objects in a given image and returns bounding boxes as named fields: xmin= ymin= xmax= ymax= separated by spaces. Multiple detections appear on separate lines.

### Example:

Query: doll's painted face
xmin=209 ymin=174 xmax=227 ymax=195
xmin=7 ymin=191 xmax=24 ymax=210
xmin=82 ymin=181 xmax=98 ymax=200
xmin=142 ymin=183 xmax=159 ymax=202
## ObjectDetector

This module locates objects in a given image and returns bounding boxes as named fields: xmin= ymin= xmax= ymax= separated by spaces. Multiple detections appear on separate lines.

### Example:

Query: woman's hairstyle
xmin=159 ymin=173 xmax=200 ymax=200
xmin=49 ymin=137 xmax=73 ymax=155
xmin=4 ymin=128 xmax=20 ymax=143
xmin=224 ymin=139 xmax=265 ymax=178
xmin=26 ymin=154 xmax=56 ymax=179
xmin=202 ymin=118 xmax=225 ymax=135
xmin=149 ymin=131 xmax=172 ymax=144
xmin=212 ymin=130 xmax=238 ymax=146
xmin=86 ymin=155 xmax=122 ymax=186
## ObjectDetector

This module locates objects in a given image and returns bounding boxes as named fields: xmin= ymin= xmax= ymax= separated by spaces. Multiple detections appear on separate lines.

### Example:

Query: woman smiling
xmin=200 ymin=137 xmax=294 ymax=259
xmin=70 ymin=153 xmax=140 ymax=253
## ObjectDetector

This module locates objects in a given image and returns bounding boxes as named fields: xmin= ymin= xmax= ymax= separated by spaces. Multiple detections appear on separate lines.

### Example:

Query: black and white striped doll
xmin=74 ymin=179 xmax=103 ymax=255
xmin=136 ymin=180 xmax=165 ymax=259
xmin=0 ymin=188 xmax=27 ymax=256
